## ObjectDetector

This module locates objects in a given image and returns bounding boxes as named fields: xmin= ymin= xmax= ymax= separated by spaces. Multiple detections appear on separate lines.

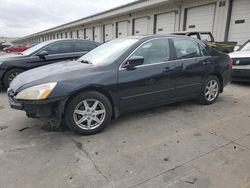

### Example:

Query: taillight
xmin=227 ymin=58 xmax=233 ymax=66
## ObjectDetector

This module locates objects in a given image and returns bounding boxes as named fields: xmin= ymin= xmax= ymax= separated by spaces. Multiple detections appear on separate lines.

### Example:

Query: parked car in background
xmin=229 ymin=40 xmax=250 ymax=82
xmin=0 ymin=39 xmax=100 ymax=88
xmin=8 ymin=35 xmax=232 ymax=134
xmin=0 ymin=43 xmax=10 ymax=51
xmin=172 ymin=31 xmax=237 ymax=53
xmin=3 ymin=44 xmax=31 ymax=53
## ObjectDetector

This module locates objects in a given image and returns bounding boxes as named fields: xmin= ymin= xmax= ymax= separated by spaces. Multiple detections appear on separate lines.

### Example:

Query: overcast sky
xmin=0 ymin=0 xmax=136 ymax=38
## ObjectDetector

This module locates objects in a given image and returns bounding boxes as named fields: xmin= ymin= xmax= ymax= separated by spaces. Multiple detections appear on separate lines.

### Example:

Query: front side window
xmin=44 ymin=42 xmax=74 ymax=55
xmin=75 ymin=42 xmax=96 ymax=52
xmin=131 ymin=38 xmax=170 ymax=65
xmin=173 ymin=38 xmax=201 ymax=59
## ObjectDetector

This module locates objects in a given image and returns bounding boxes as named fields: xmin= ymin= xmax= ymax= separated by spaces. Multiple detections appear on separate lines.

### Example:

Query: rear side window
xmin=173 ymin=38 xmax=201 ymax=59
xmin=131 ymin=38 xmax=170 ymax=65
xmin=44 ymin=42 xmax=74 ymax=55
xmin=75 ymin=42 xmax=96 ymax=52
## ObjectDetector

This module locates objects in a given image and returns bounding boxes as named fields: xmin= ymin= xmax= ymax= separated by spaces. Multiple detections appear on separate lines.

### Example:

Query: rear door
xmin=75 ymin=41 xmax=98 ymax=56
xmin=118 ymin=38 xmax=176 ymax=113
xmin=172 ymin=38 xmax=211 ymax=98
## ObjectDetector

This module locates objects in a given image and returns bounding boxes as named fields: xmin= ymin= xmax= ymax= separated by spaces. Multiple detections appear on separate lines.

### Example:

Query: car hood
xmin=10 ymin=60 xmax=93 ymax=91
xmin=0 ymin=53 xmax=27 ymax=61
xmin=229 ymin=51 xmax=250 ymax=58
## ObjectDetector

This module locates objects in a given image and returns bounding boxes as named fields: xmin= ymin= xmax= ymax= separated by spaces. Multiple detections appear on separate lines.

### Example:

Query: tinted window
xmin=75 ymin=42 xmax=96 ymax=52
xmin=188 ymin=34 xmax=199 ymax=39
xmin=173 ymin=38 xmax=201 ymax=59
xmin=44 ymin=42 xmax=74 ymax=55
xmin=131 ymin=38 xmax=170 ymax=65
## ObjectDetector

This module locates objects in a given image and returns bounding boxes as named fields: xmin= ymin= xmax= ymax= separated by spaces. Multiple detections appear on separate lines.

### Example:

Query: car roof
xmin=41 ymin=39 xmax=100 ymax=45
xmin=126 ymin=34 xmax=200 ymax=41
xmin=171 ymin=31 xmax=211 ymax=34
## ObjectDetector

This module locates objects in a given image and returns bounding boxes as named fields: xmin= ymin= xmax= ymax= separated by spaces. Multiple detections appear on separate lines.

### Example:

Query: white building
xmin=13 ymin=0 xmax=250 ymax=45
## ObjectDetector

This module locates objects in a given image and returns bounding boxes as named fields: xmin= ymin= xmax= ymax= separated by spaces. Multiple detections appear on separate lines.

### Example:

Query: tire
xmin=3 ymin=68 xmax=24 ymax=88
xmin=199 ymin=75 xmax=221 ymax=105
xmin=65 ymin=91 xmax=112 ymax=135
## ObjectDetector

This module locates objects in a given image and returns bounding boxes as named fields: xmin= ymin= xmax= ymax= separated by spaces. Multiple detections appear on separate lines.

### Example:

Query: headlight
xmin=15 ymin=82 xmax=57 ymax=100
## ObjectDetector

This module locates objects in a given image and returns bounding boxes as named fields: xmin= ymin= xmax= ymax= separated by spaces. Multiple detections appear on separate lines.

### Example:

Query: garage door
xmin=78 ymin=30 xmax=84 ymax=39
xmin=185 ymin=4 xmax=216 ymax=32
xmin=228 ymin=0 xmax=250 ymax=45
xmin=72 ymin=31 xmax=77 ymax=39
xmin=155 ymin=12 xmax=176 ymax=34
xmin=134 ymin=17 xmax=148 ymax=35
xmin=85 ymin=28 xmax=92 ymax=40
xmin=117 ymin=21 xmax=129 ymax=38
xmin=93 ymin=26 xmax=102 ymax=43
xmin=104 ymin=24 xmax=113 ymax=42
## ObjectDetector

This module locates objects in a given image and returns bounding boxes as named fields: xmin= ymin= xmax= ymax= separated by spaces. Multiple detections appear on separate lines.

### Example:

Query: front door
xmin=118 ymin=38 xmax=176 ymax=113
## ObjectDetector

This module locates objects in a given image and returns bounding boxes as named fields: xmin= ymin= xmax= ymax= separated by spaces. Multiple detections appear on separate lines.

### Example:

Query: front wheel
xmin=3 ymin=68 xmax=24 ymax=88
xmin=199 ymin=76 xmax=221 ymax=105
xmin=65 ymin=91 xmax=112 ymax=135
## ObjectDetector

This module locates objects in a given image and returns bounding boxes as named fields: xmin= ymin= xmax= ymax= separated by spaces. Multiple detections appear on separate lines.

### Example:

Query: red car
xmin=3 ymin=44 xmax=31 ymax=53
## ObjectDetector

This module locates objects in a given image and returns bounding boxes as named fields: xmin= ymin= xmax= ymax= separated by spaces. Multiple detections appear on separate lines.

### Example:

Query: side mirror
xmin=124 ymin=56 xmax=144 ymax=69
xmin=234 ymin=45 xmax=240 ymax=52
xmin=36 ymin=51 xmax=48 ymax=58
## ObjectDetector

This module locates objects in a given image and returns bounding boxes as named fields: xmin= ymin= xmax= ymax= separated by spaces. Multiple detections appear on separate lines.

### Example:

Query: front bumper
xmin=8 ymin=96 xmax=65 ymax=119
xmin=232 ymin=65 xmax=250 ymax=82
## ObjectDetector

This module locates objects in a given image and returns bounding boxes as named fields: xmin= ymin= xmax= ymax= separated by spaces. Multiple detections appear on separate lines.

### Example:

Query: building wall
xmin=15 ymin=0 xmax=248 ymax=45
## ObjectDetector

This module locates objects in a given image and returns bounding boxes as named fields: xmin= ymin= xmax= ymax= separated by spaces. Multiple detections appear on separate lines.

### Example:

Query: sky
xmin=0 ymin=0 xmax=136 ymax=38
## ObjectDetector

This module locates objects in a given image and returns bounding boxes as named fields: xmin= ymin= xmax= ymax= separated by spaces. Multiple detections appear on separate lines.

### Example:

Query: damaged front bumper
xmin=8 ymin=95 xmax=66 ymax=127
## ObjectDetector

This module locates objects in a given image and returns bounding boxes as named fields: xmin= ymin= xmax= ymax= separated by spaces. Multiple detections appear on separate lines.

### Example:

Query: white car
xmin=229 ymin=40 xmax=250 ymax=82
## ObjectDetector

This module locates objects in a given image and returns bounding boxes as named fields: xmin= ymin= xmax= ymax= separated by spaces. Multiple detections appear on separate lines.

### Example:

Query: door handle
xmin=202 ymin=60 xmax=211 ymax=65
xmin=162 ymin=67 xmax=174 ymax=72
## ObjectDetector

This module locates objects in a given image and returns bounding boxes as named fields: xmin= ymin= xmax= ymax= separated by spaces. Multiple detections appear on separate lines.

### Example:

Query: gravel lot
xmin=0 ymin=82 xmax=250 ymax=188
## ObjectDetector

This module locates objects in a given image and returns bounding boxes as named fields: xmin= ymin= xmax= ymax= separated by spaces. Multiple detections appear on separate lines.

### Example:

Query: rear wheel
xmin=3 ymin=68 xmax=24 ymax=88
xmin=199 ymin=75 xmax=221 ymax=105
xmin=65 ymin=91 xmax=112 ymax=134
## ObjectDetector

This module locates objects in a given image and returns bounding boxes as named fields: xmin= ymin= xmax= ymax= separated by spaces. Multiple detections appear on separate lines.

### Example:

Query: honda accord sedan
xmin=8 ymin=35 xmax=232 ymax=134
xmin=0 ymin=39 xmax=100 ymax=88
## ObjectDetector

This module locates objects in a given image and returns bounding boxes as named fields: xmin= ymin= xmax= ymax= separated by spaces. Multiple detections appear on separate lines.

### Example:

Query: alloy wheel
xmin=73 ymin=99 xmax=106 ymax=130
xmin=205 ymin=80 xmax=219 ymax=102
xmin=8 ymin=72 xmax=20 ymax=85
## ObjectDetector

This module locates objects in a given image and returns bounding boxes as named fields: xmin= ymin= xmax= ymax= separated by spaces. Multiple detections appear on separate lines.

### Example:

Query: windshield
xmin=21 ymin=41 xmax=52 ymax=55
xmin=77 ymin=38 xmax=139 ymax=65
xmin=239 ymin=41 xmax=250 ymax=51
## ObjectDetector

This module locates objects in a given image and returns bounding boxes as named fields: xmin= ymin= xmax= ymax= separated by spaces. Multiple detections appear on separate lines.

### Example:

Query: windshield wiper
xmin=80 ymin=60 xmax=92 ymax=64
